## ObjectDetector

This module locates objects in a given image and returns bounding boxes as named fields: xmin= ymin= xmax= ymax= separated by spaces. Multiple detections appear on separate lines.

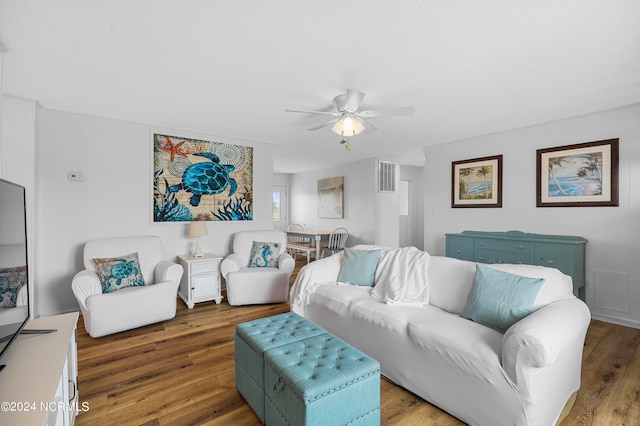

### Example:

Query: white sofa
xmin=221 ymin=230 xmax=295 ymax=306
xmin=290 ymin=245 xmax=591 ymax=426
xmin=71 ymin=235 xmax=183 ymax=338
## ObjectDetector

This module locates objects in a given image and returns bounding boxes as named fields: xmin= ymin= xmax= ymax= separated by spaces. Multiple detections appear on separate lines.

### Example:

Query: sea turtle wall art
xmin=153 ymin=133 xmax=253 ymax=222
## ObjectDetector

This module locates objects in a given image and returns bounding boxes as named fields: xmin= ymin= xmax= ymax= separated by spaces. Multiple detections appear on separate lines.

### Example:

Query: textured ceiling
xmin=1 ymin=1 xmax=639 ymax=173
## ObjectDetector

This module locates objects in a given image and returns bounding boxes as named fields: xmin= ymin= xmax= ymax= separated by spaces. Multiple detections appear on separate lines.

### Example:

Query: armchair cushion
xmin=92 ymin=252 xmax=146 ymax=293
xmin=248 ymin=241 xmax=282 ymax=268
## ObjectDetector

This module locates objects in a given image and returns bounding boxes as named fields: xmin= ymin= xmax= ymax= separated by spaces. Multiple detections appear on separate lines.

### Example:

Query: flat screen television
xmin=0 ymin=178 xmax=30 ymax=370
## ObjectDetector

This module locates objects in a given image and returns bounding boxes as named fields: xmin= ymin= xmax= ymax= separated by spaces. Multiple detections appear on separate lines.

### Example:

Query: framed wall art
xmin=536 ymin=138 xmax=618 ymax=207
xmin=153 ymin=133 xmax=254 ymax=222
xmin=451 ymin=155 xmax=502 ymax=208
xmin=317 ymin=176 xmax=344 ymax=218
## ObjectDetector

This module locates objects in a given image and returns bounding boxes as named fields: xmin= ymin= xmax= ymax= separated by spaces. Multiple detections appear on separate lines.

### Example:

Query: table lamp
xmin=188 ymin=221 xmax=208 ymax=257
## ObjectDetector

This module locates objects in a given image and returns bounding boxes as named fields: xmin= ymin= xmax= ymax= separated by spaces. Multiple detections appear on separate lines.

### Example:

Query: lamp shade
xmin=331 ymin=113 xmax=365 ymax=137
xmin=188 ymin=221 xmax=208 ymax=238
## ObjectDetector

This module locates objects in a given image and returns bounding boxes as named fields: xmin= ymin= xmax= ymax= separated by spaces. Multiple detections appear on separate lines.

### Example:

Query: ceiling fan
xmin=285 ymin=89 xmax=415 ymax=138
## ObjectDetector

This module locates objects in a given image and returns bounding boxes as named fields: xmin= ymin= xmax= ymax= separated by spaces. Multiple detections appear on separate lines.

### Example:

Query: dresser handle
xmin=547 ymin=260 xmax=555 ymax=265
xmin=456 ymin=249 xmax=462 ymax=254
xmin=478 ymin=256 xmax=485 ymax=261
xmin=517 ymin=245 xmax=524 ymax=250
xmin=479 ymin=242 xmax=485 ymax=247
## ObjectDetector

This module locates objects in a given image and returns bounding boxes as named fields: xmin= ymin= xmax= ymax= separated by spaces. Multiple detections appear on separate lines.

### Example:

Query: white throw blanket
xmin=290 ymin=245 xmax=430 ymax=315
xmin=290 ymin=252 xmax=344 ymax=316
xmin=370 ymin=246 xmax=430 ymax=305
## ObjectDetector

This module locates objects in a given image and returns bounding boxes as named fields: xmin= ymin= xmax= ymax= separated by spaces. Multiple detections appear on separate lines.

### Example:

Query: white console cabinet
xmin=0 ymin=312 xmax=79 ymax=426
xmin=178 ymin=253 xmax=223 ymax=308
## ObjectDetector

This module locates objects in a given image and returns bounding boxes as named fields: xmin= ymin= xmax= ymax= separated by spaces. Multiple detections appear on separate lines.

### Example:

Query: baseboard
xmin=590 ymin=313 xmax=640 ymax=329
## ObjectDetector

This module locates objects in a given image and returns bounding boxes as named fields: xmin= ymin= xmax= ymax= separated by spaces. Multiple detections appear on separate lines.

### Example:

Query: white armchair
xmin=71 ymin=235 xmax=183 ymax=338
xmin=221 ymin=230 xmax=294 ymax=306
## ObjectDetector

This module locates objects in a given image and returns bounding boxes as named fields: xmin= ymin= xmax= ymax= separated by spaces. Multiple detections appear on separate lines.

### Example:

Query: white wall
xmin=1 ymin=96 xmax=36 ymax=316
xmin=400 ymin=165 xmax=425 ymax=250
xmin=289 ymin=160 xmax=425 ymax=249
xmin=424 ymin=103 xmax=640 ymax=328
xmin=33 ymin=109 xmax=274 ymax=316
xmin=290 ymin=158 xmax=377 ymax=246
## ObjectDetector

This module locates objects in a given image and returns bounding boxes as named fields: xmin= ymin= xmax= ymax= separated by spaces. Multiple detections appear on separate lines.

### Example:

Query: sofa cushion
xmin=92 ymin=252 xmax=146 ymax=293
xmin=408 ymin=315 xmax=504 ymax=380
xmin=461 ymin=264 xmax=544 ymax=333
xmin=427 ymin=256 xmax=477 ymax=314
xmin=248 ymin=241 xmax=281 ymax=268
xmin=484 ymin=263 xmax=574 ymax=311
xmin=337 ymin=248 xmax=381 ymax=286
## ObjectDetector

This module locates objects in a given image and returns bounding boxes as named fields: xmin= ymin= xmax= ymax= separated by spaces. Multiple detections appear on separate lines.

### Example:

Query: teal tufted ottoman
xmin=235 ymin=312 xmax=326 ymax=422
xmin=264 ymin=333 xmax=380 ymax=425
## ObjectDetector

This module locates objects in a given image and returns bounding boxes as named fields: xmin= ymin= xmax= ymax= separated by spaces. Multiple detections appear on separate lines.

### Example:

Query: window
xmin=273 ymin=191 xmax=281 ymax=221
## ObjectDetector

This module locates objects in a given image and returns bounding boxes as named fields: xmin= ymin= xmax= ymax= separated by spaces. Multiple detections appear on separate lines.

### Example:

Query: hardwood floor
xmin=74 ymin=263 xmax=640 ymax=425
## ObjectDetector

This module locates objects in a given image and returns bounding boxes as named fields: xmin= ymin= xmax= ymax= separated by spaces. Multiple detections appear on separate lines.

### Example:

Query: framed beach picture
xmin=451 ymin=155 xmax=503 ymax=208
xmin=536 ymin=138 xmax=619 ymax=207
xmin=317 ymin=176 xmax=344 ymax=218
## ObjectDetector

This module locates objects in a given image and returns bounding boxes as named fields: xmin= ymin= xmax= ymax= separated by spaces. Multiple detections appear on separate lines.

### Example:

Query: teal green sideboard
xmin=445 ymin=230 xmax=587 ymax=300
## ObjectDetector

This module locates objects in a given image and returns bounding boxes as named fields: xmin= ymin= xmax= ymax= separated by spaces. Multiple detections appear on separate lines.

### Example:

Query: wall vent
xmin=378 ymin=161 xmax=396 ymax=193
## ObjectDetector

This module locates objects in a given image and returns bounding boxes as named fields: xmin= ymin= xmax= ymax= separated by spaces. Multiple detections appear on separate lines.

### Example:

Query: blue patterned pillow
xmin=248 ymin=241 xmax=281 ymax=268
xmin=93 ymin=252 xmax=146 ymax=293
xmin=0 ymin=266 xmax=27 ymax=308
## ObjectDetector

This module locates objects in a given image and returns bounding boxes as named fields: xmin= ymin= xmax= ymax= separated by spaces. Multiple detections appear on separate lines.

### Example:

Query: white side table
xmin=178 ymin=253 xmax=223 ymax=308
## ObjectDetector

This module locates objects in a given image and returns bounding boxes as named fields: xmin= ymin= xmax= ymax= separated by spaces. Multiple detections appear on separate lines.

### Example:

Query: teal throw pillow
xmin=248 ymin=241 xmax=281 ymax=268
xmin=93 ymin=252 xmax=146 ymax=294
xmin=337 ymin=248 xmax=381 ymax=287
xmin=461 ymin=264 xmax=544 ymax=333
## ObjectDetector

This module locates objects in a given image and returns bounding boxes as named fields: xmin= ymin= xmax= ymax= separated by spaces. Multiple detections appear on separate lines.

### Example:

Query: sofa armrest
xmin=155 ymin=260 xmax=184 ymax=284
xmin=221 ymin=253 xmax=243 ymax=279
xmin=71 ymin=270 xmax=102 ymax=310
xmin=278 ymin=252 xmax=295 ymax=274
xmin=289 ymin=252 xmax=344 ymax=315
xmin=502 ymin=298 xmax=591 ymax=385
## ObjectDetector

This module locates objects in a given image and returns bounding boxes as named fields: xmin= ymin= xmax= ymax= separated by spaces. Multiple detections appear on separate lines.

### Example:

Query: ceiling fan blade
xmin=358 ymin=106 xmax=415 ymax=118
xmin=344 ymin=89 xmax=366 ymax=112
xmin=285 ymin=109 xmax=338 ymax=116
xmin=307 ymin=119 xmax=338 ymax=131
xmin=361 ymin=118 xmax=377 ymax=135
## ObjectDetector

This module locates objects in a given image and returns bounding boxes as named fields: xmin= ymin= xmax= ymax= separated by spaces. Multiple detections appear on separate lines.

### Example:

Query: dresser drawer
xmin=446 ymin=235 xmax=474 ymax=261
xmin=474 ymin=249 xmax=530 ymax=265
xmin=190 ymin=259 xmax=218 ymax=274
xmin=534 ymin=243 xmax=570 ymax=272
xmin=474 ymin=239 xmax=531 ymax=254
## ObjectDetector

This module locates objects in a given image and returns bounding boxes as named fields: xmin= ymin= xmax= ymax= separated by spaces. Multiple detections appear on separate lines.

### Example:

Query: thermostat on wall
xmin=68 ymin=172 xmax=84 ymax=182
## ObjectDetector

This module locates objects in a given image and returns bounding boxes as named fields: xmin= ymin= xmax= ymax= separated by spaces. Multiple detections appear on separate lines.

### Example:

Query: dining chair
xmin=286 ymin=224 xmax=316 ymax=264
xmin=321 ymin=227 xmax=349 ymax=258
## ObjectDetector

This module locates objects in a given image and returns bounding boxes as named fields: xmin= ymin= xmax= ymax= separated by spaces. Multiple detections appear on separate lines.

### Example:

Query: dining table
xmin=285 ymin=230 xmax=331 ymax=258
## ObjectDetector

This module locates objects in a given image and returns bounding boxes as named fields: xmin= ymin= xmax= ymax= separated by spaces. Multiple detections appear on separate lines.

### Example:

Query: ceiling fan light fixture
xmin=331 ymin=114 xmax=365 ymax=137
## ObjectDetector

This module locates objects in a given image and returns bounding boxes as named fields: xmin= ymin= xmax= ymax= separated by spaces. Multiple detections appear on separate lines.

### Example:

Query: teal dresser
xmin=445 ymin=230 xmax=587 ymax=300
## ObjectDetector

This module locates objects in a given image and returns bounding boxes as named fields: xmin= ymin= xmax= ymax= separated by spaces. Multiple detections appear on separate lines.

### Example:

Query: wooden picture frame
xmin=451 ymin=155 xmax=502 ymax=208
xmin=536 ymin=138 xmax=619 ymax=207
